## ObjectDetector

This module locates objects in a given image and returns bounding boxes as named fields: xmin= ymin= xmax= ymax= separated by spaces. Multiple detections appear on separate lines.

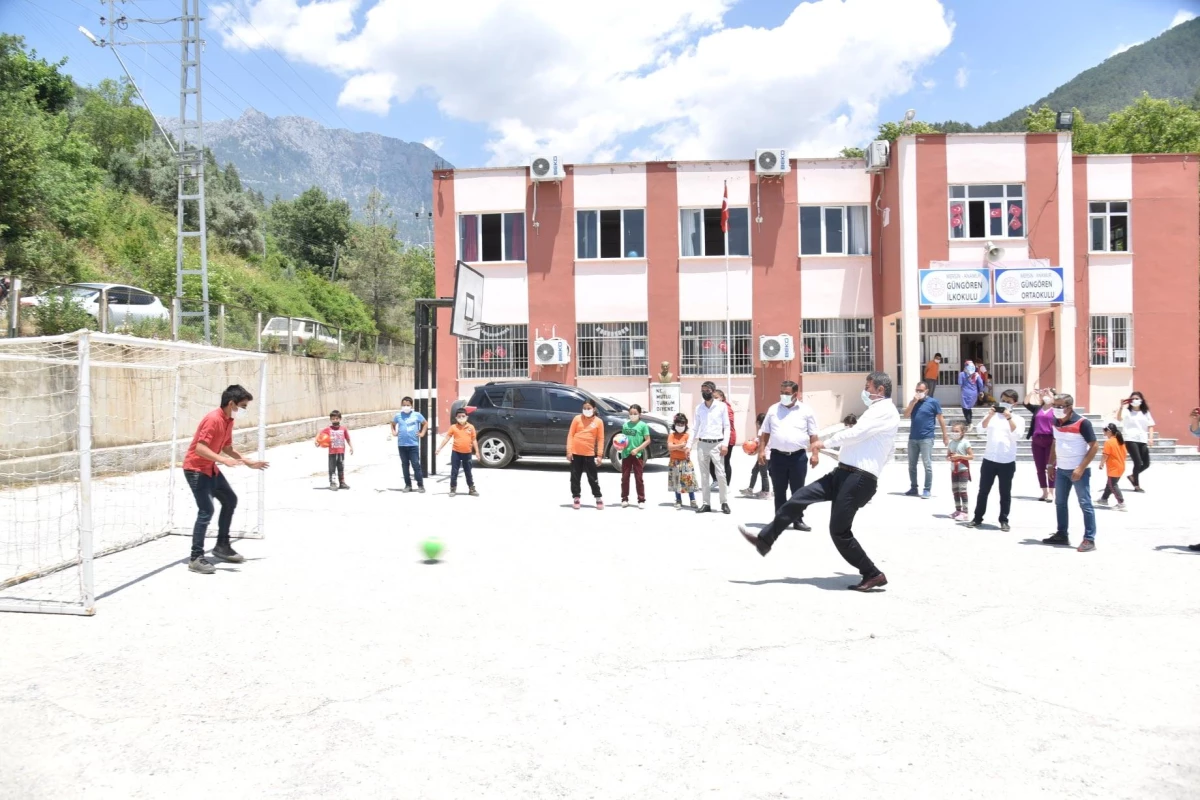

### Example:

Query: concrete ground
xmin=1 ymin=426 xmax=1197 ymax=799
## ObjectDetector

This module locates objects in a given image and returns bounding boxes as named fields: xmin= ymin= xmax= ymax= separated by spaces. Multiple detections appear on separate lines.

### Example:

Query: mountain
xmin=167 ymin=108 xmax=451 ymax=242
xmin=980 ymin=17 xmax=1200 ymax=131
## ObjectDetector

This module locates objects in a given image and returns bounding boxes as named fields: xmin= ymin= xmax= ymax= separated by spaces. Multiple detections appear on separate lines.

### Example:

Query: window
xmin=576 ymin=322 xmax=649 ymax=377
xmin=457 ymin=323 xmax=529 ymax=379
xmin=577 ymin=209 xmax=645 ymax=259
xmin=801 ymin=318 xmax=874 ymax=373
xmin=679 ymin=320 xmax=753 ymax=376
xmin=458 ymin=213 xmax=525 ymax=262
xmin=1089 ymin=315 xmax=1132 ymax=367
xmin=127 ymin=290 xmax=156 ymax=305
xmin=1089 ymin=201 xmax=1129 ymax=252
xmin=546 ymin=387 xmax=586 ymax=413
xmin=680 ymin=208 xmax=750 ymax=257
xmin=948 ymin=185 xmax=1024 ymax=239
xmin=500 ymin=386 xmax=544 ymax=410
xmin=799 ymin=205 xmax=869 ymax=255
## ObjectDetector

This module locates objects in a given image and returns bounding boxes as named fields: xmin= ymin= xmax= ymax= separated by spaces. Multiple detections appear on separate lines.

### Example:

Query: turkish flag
xmin=990 ymin=207 xmax=1003 ymax=218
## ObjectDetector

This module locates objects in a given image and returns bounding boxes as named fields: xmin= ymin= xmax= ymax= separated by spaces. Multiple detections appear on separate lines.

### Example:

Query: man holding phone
xmin=965 ymin=389 xmax=1023 ymax=531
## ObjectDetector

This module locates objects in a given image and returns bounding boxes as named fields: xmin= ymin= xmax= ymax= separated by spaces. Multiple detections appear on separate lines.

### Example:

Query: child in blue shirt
xmin=389 ymin=396 xmax=427 ymax=492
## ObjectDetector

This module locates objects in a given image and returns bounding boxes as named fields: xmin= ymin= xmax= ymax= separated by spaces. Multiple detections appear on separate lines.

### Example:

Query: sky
xmin=3 ymin=0 xmax=1198 ymax=168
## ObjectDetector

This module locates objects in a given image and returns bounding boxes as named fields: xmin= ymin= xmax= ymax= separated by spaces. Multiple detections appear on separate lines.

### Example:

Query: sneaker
xmin=904 ymin=488 xmax=919 ymax=497
xmin=922 ymin=490 xmax=931 ymax=500
xmin=403 ymin=486 xmax=413 ymax=493
xmin=1133 ymin=486 xmax=1145 ymax=494
xmin=674 ymin=501 xmax=682 ymax=510
xmin=468 ymin=488 xmax=479 ymax=497
xmin=949 ymin=511 xmax=963 ymax=521
xmin=739 ymin=488 xmax=755 ymax=497
xmin=689 ymin=500 xmax=699 ymax=509
xmin=329 ymin=480 xmax=339 ymax=491
xmin=757 ymin=491 xmax=771 ymax=499
xmin=595 ymin=499 xmax=604 ymax=511
xmin=621 ymin=500 xmax=630 ymax=508
xmin=964 ymin=519 xmax=981 ymax=528
xmin=1096 ymin=497 xmax=1108 ymax=507
xmin=188 ymin=557 xmax=216 ymax=574
xmin=211 ymin=544 xmax=244 ymax=563
xmin=1077 ymin=539 xmax=1096 ymax=552
xmin=417 ymin=486 xmax=426 ymax=493
xmin=637 ymin=501 xmax=645 ymax=510
xmin=572 ymin=498 xmax=581 ymax=510
xmin=1000 ymin=522 xmax=1011 ymax=532
xmin=339 ymin=482 xmax=350 ymax=490
xmin=1042 ymin=532 xmax=1071 ymax=546
xmin=1116 ymin=503 xmax=1127 ymax=512
xmin=450 ymin=489 xmax=457 ymax=497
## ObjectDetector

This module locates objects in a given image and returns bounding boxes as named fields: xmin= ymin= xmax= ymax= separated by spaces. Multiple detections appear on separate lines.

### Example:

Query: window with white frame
xmin=948 ymin=185 xmax=1024 ymax=239
xmin=576 ymin=322 xmax=648 ymax=376
xmin=458 ymin=213 xmax=525 ymax=262
xmin=1088 ymin=202 xmax=1129 ymax=252
xmin=679 ymin=320 xmax=753 ymax=376
xmin=680 ymin=207 xmax=750 ymax=257
xmin=458 ymin=323 xmax=529 ymax=379
xmin=799 ymin=205 xmax=870 ymax=255
xmin=1089 ymin=315 xmax=1132 ymax=367
xmin=577 ymin=209 xmax=645 ymax=259
xmin=801 ymin=318 xmax=874 ymax=373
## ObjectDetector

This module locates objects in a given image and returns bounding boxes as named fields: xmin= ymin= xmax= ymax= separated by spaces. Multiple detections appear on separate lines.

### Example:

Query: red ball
xmin=742 ymin=440 xmax=758 ymax=455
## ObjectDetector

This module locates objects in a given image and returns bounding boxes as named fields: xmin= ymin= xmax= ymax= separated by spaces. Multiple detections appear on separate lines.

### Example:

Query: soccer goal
xmin=0 ymin=331 xmax=268 ymax=616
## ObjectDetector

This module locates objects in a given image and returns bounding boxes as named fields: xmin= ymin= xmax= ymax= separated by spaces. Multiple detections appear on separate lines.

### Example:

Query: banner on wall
xmin=918 ymin=268 xmax=990 ymax=306
xmin=993 ymin=266 xmax=1065 ymax=304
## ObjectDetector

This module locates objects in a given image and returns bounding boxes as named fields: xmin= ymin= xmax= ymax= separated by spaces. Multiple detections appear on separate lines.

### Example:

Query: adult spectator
xmin=977 ymin=364 xmax=995 ymax=405
xmin=739 ymin=372 xmax=900 ymax=592
xmin=694 ymin=380 xmax=730 ymax=514
xmin=757 ymin=380 xmax=819 ymax=532
xmin=965 ymin=389 xmax=1023 ymax=531
xmin=903 ymin=381 xmax=948 ymax=499
xmin=1042 ymin=393 xmax=1099 ymax=553
xmin=1117 ymin=391 xmax=1154 ymax=493
xmin=923 ymin=353 xmax=942 ymax=393
xmin=958 ymin=360 xmax=982 ymax=425
xmin=707 ymin=388 xmax=736 ymax=486
xmin=390 ymin=396 xmax=428 ymax=493
xmin=1023 ymin=387 xmax=1057 ymax=502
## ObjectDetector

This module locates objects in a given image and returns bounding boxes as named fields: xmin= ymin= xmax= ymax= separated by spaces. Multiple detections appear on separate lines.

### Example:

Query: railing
xmin=1 ymin=276 xmax=413 ymax=366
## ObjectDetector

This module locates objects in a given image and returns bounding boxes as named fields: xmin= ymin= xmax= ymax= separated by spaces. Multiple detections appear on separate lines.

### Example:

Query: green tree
xmin=343 ymin=188 xmax=405 ymax=331
xmin=874 ymin=120 xmax=942 ymax=142
xmin=1098 ymin=93 xmax=1200 ymax=154
xmin=1023 ymin=104 xmax=1102 ymax=153
xmin=0 ymin=34 xmax=73 ymax=113
xmin=267 ymin=187 xmax=351 ymax=271
xmin=72 ymin=78 xmax=154 ymax=168
xmin=838 ymin=146 xmax=865 ymax=158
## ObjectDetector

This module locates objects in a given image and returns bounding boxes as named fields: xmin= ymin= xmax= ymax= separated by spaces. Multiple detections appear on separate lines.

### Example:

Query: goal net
xmin=0 ymin=331 xmax=268 ymax=616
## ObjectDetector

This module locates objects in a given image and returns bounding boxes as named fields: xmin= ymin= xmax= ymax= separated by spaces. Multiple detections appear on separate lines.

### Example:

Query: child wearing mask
xmin=567 ymin=399 xmax=605 ymax=510
xmin=667 ymin=412 xmax=698 ymax=509
xmin=946 ymin=421 xmax=973 ymax=519
xmin=436 ymin=409 xmax=480 ymax=497
xmin=316 ymin=410 xmax=353 ymax=490
xmin=619 ymin=404 xmax=651 ymax=508
xmin=1097 ymin=423 xmax=1127 ymax=510
xmin=743 ymin=412 xmax=771 ymax=498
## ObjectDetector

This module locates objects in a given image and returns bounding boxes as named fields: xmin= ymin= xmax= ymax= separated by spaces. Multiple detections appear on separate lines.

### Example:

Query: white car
xmin=20 ymin=283 xmax=170 ymax=327
xmin=260 ymin=317 xmax=339 ymax=348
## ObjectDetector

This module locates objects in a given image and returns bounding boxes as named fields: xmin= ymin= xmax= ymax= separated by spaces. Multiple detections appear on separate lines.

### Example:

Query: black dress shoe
xmin=1188 ymin=543 xmax=1200 ymax=551
xmin=696 ymin=504 xmax=712 ymax=514
xmin=721 ymin=503 xmax=731 ymax=514
xmin=848 ymin=573 xmax=888 ymax=592
xmin=792 ymin=521 xmax=811 ymax=532
xmin=738 ymin=525 xmax=771 ymax=556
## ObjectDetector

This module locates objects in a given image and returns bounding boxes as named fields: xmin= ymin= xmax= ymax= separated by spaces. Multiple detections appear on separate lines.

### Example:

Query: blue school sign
xmin=918 ymin=268 xmax=990 ymax=306
xmin=993 ymin=266 xmax=1065 ymax=304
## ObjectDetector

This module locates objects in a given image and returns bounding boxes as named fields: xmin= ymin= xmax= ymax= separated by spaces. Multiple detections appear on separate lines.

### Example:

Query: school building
xmin=432 ymin=134 xmax=1199 ymax=439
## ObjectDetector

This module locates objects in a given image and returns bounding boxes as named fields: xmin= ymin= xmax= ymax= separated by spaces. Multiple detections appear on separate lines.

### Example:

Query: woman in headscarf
xmin=958 ymin=360 xmax=982 ymax=425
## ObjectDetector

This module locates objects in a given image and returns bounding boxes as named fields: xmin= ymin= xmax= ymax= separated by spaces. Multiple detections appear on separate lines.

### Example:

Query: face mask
xmin=331 ymin=421 xmax=341 ymax=428
xmin=675 ymin=425 xmax=686 ymax=433
xmin=1130 ymin=399 xmax=1141 ymax=408
xmin=915 ymin=392 xmax=926 ymax=400
xmin=780 ymin=394 xmax=794 ymax=406
xmin=966 ymin=365 xmax=976 ymax=375
xmin=861 ymin=389 xmax=877 ymax=406
xmin=701 ymin=390 xmax=713 ymax=401
xmin=582 ymin=409 xmax=594 ymax=418
xmin=1052 ymin=408 xmax=1067 ymax=420
xmin=951 ymin=432 xmax=963 ymax=441
xmin=401 ymin=406 xmax=412 ymax=413
xmin=233 ymin=406 xmax=245 ymax=419
xmin=456 ymin=417 xmax=467 ymax=425
xmin=629 ymin=415 xmax=640 ymax=423
xmin=999 ymin=402 xmax=1012 ymax=411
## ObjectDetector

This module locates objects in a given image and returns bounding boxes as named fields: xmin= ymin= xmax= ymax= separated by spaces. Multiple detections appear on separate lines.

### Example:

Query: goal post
xmin=0 ymin=331 xmax=268 ymax=616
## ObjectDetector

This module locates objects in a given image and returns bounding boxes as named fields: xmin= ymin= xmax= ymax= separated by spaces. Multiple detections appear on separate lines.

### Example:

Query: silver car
xmin=21 ymin=283 xmax=170 ymax=327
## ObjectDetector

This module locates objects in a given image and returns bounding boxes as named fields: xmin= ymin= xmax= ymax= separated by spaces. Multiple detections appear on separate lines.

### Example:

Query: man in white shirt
xmin=758 ymin=380 xmax=820 ymax=532
xmin=965 ymin=389 xmax=1024 ymax=531
xmin=694 ymin=380 xmax=730 ymax=513
xmin=740 ymin=372 xmax=899 ymax=592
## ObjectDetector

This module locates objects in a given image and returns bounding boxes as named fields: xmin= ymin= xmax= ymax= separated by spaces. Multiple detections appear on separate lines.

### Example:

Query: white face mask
xmin=861 ymin=389 xmax=879 ymax=406
xmin=1130 ymin=399 xmax=1142 ymax=408
xmin=674 ymin=425 xmax=686 ymax=433
xmin=629 ymin=415 xmax=640 ymax=423
xmin=1052 ymin=408 xmax=1067 ymax=420
xmin=401 ymin=406 xmax=412 ymax=413
xmin=780 ymin=394 xmax=795 ymax=407
xmin=999 ymin=402 xmax=1012 ymax=411
xmin=915 ymin=392 xmax=926 ymax=400
xmin=951 ymin=432 xmax=963 ymax=441
xmin=582 ymin=409 xmax=594 ymax=418
xmin=456 ymin=416 xmax=467 ymax=425
xmin=233 ymin=406 xmax=245 ymax=419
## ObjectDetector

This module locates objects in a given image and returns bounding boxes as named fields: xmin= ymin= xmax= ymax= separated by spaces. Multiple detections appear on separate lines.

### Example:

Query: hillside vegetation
xmin=0 ymin=35 xmax=432 ymax=341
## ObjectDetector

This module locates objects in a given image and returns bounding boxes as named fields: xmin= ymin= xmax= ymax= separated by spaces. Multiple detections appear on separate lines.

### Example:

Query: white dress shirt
xmin=693 ymin=399 xmax=729 ymax=441
xmin=760 ymin=400 xmax=819 ymax=453
xmin=979 ymin=410 xmax=1024 ymax=463
xmin=824 ymin=398 xmax=900 ymax=478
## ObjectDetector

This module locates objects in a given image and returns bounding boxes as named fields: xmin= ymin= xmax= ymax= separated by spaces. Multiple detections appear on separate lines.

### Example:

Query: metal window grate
xmin=801 ymin=318 xmax=873 ymax=373
xmin=576 ymin=322 xmax=648 ymax=377
xmin=458 ymin=324 xmax=529 ymax=379
xmin=1089 ymin=314 xmax=1132 ymax=367
xmin=679 ymin=320 xmax=752 ymax=376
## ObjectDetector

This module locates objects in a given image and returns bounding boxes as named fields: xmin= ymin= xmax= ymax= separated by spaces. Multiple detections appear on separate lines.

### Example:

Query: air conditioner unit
xmin=759 ymin=334 xmax=794 ymax=362
xmin=865 ymin=140 xmax=890 ymax=172
xmin=530 ymin=154 xmax=565 ymax=182
xmin=534 ymin=336 xmax=571 ymax=366
xmin=755 ymin=149 xmax=789 ymax=175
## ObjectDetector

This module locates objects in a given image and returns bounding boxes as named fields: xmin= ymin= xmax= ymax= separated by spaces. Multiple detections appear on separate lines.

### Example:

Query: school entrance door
xmin=919 ymin=317 xmax=1024 ymax=407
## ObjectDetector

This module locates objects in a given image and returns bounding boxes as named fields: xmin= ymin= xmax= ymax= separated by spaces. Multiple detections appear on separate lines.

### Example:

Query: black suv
xmin=453 ymin=381 xmax=670 ymax=469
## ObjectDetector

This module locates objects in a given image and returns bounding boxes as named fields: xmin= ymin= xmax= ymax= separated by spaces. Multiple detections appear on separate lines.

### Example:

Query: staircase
xmin=889 ymin=406 xmax=1200 ymax=463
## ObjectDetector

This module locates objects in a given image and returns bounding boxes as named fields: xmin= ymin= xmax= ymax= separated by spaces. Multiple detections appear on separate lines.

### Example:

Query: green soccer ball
xmin=421 ymin=538 xmax=444 ymax=561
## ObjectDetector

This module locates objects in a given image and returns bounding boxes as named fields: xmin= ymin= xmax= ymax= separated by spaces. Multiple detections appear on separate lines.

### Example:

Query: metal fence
xmin=1 ymin=276 xmax=413 ymax=366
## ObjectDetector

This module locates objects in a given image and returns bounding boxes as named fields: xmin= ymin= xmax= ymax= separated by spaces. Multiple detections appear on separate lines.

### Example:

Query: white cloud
xmin=1169 ymin=9 xmax=1196 ymax=28
xmin=922 ymin=79 xmax=937 ymax=90
xmin=210 ymin=0 xmax=955 ymax=166
xmin=954 ymin=66 xmax=969 ymax=89
xmin=1110 ymin=42 xmax=1138 ymax=56
xmin=421 ymin=136 xmax=444 ymax=152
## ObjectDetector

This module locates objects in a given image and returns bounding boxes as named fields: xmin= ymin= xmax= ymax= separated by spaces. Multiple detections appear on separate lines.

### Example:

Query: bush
xmin=303 ymin=337 xmax=328 ymax=359
xmin=120 ymin=315 xmax=171 ymax=340
xmin=32 ymin=295 xmax=96 ymax=335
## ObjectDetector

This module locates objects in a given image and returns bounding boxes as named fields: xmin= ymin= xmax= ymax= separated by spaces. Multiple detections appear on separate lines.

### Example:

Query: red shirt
xmin=183 ymin=408 xmax=234 ymax=476
xmin=319 ymin=425 xmax=351 ymax=454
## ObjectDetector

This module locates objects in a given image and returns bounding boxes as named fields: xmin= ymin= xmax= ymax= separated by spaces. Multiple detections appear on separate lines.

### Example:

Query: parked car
xmin=601 ymin=396 xmax=631 ymax=412
xmin=20 ymin=283 xmax=169 ymax=327
xmin=260 ymin=317 xmax=339 ymax=348
xmin=452 ymin=381 xmax=670 ymax=470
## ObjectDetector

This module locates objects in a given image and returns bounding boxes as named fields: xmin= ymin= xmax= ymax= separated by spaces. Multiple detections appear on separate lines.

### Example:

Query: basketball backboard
xmin=451 ymin=260 xmax=485 ymax=340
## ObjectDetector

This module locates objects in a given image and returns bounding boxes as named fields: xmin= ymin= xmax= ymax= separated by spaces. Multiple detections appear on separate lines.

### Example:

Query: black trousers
xmin=709 ymin=449 xmax=733 ymax=485
xmin=768 ymin=449 xmax=808 ymax=522
xmin=759 ymin=466 xmax=880 ymax=579
xmin=747 ymin=461 xmax=771 ymax=492
xmin=972 ymin=459 xmax=1015 ymax=524
xmin=184 ymin=469 xmax=237 ymax=560
xmin=328 ymin=452 xmax=345 ymax=482
xmin=570 ymin=456 xmax=602 ymax=499
xmin=1127 ymin=441 xmax=1150 ymax=485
